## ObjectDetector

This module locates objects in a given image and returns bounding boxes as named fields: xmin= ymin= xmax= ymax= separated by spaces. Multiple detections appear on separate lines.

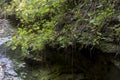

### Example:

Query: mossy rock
xmin=99 ymin=42 xmax=120 ymax=53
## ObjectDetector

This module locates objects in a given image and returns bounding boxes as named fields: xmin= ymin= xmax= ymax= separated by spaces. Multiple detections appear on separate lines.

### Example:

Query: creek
xmin=0 ymin=19 xmax=22 ymax=80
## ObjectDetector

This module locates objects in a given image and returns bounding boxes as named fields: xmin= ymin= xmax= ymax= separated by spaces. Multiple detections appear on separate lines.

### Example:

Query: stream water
xmin=0 ymin=19 xmax=21 ymax=80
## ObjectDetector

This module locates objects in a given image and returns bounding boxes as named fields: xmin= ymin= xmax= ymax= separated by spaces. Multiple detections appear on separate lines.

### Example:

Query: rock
xmin=0 ymin=66 xmax=4 ymax=80
xmin=0 ymin=19 xmax=15 ymax=37
xmin=99 ymin=42 xmax=120 ymax=53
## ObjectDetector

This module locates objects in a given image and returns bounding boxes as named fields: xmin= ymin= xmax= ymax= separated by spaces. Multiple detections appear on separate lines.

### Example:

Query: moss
xmin=99 ymin=42 xmax=120 ymax=53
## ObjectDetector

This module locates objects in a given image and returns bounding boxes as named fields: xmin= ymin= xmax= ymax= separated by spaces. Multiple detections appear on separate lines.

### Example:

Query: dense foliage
xmin=1 ymin=0 xmax=120 ymax=80
xmin=7 ymin=0 xmax=66 ymax=54
xmin=5 ymin=0 xmax=120 ymax=59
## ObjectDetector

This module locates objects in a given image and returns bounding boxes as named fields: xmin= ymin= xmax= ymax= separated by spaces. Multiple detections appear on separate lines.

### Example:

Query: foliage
xmin=0 ymin=0 xmax=8 ymax=18
xmin=5 ymin=0 xmax=120 ymax=57
xmin=4 ymin=0 xmax=120 ymax=79
xmin=7 ymin=0 xmax=66 ymax=55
